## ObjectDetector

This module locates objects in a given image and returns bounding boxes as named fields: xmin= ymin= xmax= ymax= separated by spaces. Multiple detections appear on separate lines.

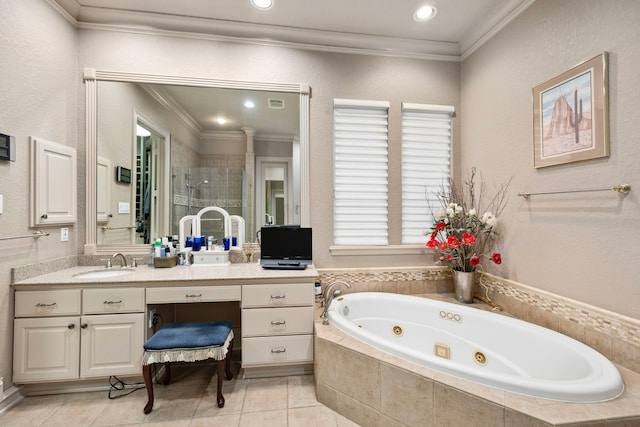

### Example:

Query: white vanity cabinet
xmin=241 ymin=283 xmax=314 ymax=376
xmin=13 ymin=287 xmax=145 ymax=383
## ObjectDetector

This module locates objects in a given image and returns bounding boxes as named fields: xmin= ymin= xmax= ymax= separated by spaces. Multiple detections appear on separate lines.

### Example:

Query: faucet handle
xmin=131 ymin=258 xmax=139 ymax=268
xmin=101 ymin=258 xmax=112 ymax=268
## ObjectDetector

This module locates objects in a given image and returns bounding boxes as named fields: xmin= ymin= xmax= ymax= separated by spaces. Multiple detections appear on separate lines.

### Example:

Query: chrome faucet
xmin=112 ymin=252 xmax=128 ymax=268
xmin=320 ymin=280 xmax=351 ymax=325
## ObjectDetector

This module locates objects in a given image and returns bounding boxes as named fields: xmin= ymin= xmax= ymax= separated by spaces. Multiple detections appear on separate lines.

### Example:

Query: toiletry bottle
xmin=154 ymin=239 xmax=162 ymax=258
xmin=148 ymin=245 xmax=154 ymax=267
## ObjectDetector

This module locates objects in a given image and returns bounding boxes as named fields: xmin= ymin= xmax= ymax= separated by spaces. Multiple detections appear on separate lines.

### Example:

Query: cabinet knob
xmin=40 ymin=214 xmax=48 ymax=220
xmin=68 ymin=323 xmax=75 ymax=329
xmin=81 ymin=323 xmax=88 ymax=329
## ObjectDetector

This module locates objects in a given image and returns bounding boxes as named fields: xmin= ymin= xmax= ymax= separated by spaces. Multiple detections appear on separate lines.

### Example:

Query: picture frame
xmin=532 ymin=52 xmax=609 ymax=168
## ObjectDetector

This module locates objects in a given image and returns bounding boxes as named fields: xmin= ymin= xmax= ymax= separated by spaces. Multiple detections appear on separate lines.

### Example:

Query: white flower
xmin=446 ymin=203 xmax=463 ymax=217
xmin=467 ymin=208 xmax=477 ymax=217
xmin=481 ymin=212 xmax=496 ymax=227
xmin=433 ymin=208 xmax=446 ymax=221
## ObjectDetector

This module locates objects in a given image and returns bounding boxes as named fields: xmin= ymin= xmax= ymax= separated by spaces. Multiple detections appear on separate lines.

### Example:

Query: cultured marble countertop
xmin=12 ymin=262 xmax=319 ymax=289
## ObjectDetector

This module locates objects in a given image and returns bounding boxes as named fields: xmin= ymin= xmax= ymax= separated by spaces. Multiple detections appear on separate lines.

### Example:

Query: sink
xmin=73 ymin=268 xmax=136 ymax=279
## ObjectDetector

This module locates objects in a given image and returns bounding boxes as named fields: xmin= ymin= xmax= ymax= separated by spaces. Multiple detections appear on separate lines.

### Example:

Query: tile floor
xmin=0 ymin=363 xmax=360 ymax=427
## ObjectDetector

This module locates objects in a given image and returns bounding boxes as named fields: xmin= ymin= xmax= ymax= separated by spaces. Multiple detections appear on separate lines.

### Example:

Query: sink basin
xmin=73 ymin=268 xmax=136 ymax=279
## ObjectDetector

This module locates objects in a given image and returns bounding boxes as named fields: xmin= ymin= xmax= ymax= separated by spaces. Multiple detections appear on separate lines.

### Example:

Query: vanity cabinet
xmin=241 ymin=283 xmax=314 ymax=374
xmin=13 ymin=288 xmax=144 ymax=383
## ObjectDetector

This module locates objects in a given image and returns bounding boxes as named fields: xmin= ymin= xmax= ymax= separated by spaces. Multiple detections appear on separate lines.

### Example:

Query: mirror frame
xmin=83 ymin=68 xmax=310 ymax=255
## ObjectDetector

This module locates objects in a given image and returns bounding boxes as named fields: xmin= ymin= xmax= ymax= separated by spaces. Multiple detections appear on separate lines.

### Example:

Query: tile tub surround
xmin=317 ymin=267 xmax=640 ymax=376
xmin=317 ymin=266 xmax=453 ymax=296
xmin=315 ymin=312 xmax=640 ymax=427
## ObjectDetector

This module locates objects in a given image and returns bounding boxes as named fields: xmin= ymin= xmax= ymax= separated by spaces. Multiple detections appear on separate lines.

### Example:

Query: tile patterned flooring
xmin=0 ymin=364 xmax=360 ymax=427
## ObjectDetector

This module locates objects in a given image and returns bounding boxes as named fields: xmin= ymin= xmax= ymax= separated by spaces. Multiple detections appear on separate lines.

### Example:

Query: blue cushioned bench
xmin=142 ymin=321 xmax=234 ymax=414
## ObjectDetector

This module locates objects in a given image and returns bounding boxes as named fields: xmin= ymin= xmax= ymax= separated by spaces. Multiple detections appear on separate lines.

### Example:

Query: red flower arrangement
xmin=425 ymin=168 xmax=511 ymax=272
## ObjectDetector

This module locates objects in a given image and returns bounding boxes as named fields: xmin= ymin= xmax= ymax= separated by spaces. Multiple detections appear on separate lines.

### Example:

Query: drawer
xmin=242 ymin=307 xmax=314 ymax=337
xmin=242 ymin=283 xmax=313 ymax=308
xmin=242 ymin=334 xmax=313 ymax=366
xmin=15 ymin=289 xmax=81 ymax=317
xmin=146 ymin=285 xmax=241 ymax=304
xmin=83 ymin=288 xmax=145 ymax=314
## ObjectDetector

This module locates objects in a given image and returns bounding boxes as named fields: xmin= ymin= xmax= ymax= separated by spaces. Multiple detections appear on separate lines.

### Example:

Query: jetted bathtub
xmin=327 ymin=292 xmax=624 ymax=402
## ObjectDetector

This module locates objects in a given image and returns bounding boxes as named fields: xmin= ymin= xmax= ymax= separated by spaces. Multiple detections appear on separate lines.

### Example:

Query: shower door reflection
xmin=172 ymin=167 xmax=247 ymax=242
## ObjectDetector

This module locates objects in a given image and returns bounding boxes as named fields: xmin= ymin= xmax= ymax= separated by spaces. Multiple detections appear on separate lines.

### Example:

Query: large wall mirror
xmin=84 ymin=69 xmax=310 ymax=255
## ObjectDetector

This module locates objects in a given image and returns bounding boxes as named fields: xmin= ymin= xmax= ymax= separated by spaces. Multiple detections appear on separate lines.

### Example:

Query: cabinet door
xmin=13 ymin=317 xmax=80 ymax=383
xmin=80 ymin=313 xmax=144 ymax=378
xmin=30 ymin=137 xmax=77 ymax=226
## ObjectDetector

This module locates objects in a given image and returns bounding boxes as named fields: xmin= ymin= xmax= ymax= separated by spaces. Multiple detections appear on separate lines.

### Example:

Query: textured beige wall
xmin=461 ymin=0 xmax=640 ymax=319
xmin=78 ymin=30 xmax=462 ymax=269
xmin=0 ymin=1 xmax=78 ymax=387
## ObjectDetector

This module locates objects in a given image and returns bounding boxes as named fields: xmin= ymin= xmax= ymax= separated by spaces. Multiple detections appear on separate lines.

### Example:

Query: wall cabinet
xmin=241 ymin=283 xmax=314 ymax=376
xmin=29 ymin=137 xmax=77 ymax=226
xmin=13 ymin=288 xmax=144 ymax=383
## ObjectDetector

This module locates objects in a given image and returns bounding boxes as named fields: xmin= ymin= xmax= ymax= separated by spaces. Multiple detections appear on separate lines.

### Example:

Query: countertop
xmin=12 ymin=262 xmax=319 ymax=290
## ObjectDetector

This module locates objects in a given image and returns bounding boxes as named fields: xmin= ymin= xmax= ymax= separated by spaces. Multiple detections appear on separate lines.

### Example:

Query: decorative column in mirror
xmin=243 ymin=127 xmax=256 ymax=239
xmin=83 ymin=69 xmax=310 ymax=255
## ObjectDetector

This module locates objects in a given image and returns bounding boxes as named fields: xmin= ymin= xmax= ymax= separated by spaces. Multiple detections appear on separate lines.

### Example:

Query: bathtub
xmin=327 ymin=292 xmax=624 ymax=402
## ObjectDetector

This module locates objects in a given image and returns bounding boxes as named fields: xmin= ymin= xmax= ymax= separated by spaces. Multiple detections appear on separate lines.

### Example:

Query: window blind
xmin=401 ymin=103 xmax=454 ymax=244
xmin=333 ymin=99 xmax=390 ymax=245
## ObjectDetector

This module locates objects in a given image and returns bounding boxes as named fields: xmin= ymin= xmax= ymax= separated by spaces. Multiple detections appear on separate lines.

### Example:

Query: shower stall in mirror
xmin=171 ymin=167 xmax=247 ymax=245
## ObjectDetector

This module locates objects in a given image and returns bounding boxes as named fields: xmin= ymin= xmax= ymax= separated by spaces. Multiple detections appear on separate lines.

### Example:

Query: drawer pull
xmin=185 ymin=293 xmax=202 ymax=298
xmin=68 ymin=323 xmax=75 ymax=329
xmin=270 ymin=294 xmax=286 ymax=299
xmin=270 ymin=320 xmax=286 ymax=326
xmin=35 ymin=302 xmax=57 ymax=308
xmin=103 ymin=300 xmax=123 ymax=305
xmin=271 ymin=348 xmax=286 ymax=354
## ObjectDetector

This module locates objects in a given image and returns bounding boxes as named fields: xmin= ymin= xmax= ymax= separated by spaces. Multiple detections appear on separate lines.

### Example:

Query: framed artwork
xmin=533 ymin=52 xmax=609 ymax=168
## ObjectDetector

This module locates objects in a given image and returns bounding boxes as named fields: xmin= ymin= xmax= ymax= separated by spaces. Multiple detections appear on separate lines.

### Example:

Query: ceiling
xmin=52 ymin=0 xmax=534 ymax=60
xmin=54 ymin=0 xmax=533 ymax=136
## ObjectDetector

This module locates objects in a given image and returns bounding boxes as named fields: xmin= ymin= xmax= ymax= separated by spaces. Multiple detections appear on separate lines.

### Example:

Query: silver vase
xmin=452 ymin=270 xmax=475 ymax=303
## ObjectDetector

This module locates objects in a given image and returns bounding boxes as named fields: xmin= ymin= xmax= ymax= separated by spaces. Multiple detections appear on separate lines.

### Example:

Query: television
xmin=260 ymin=226 xmax=312 ymax=269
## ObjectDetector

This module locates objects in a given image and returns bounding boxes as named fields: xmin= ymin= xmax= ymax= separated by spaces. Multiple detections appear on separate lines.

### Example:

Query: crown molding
xmin=460 ymin=0 xmax=536 ymax=60
xmin=53 ymin=1 xmax=533 ymax=62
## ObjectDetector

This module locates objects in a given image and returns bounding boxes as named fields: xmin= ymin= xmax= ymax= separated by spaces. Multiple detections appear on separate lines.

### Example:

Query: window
xmin=333 ymin=99 xmax=389 ymax=245
xmin=401 ymin=103 xmax=454 ymax=244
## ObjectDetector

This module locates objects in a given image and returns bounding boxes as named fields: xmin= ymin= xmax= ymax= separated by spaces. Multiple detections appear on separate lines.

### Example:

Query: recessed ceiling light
xmin=215 ymin=117 xmax=227 ymax=125
xmin=244 ymin=100 xmax=255 ymax=109
xmin=414 ymin=4 xmax=437 ymax=22
xmin=251 ymin=0 xmax=273 ymax=10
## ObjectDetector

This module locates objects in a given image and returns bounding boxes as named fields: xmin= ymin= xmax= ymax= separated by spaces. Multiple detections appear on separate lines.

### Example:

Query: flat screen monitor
xmin=260 ymin=226 xmax=312 ymax=269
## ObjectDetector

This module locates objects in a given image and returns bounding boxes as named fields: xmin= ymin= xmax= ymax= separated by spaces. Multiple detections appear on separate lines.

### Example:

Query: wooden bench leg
xmin=225 ymin=338 xmax=234 ymax=380
xmin=216 ymin=359 xmax=225 ymax=408
xmin=143 ymin=364 xmax=154 ymax=414
xmin=216 ymin=338 xmax=235 ymax=408
xmin=162 ymin=362 xmax=171 ymax=385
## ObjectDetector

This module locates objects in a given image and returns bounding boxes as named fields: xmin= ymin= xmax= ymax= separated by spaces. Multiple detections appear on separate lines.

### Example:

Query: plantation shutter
xmin=333 ymin=99 xmax=389 ymax=245
xmin=401 ymin=103 xmax=455 ymax=244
